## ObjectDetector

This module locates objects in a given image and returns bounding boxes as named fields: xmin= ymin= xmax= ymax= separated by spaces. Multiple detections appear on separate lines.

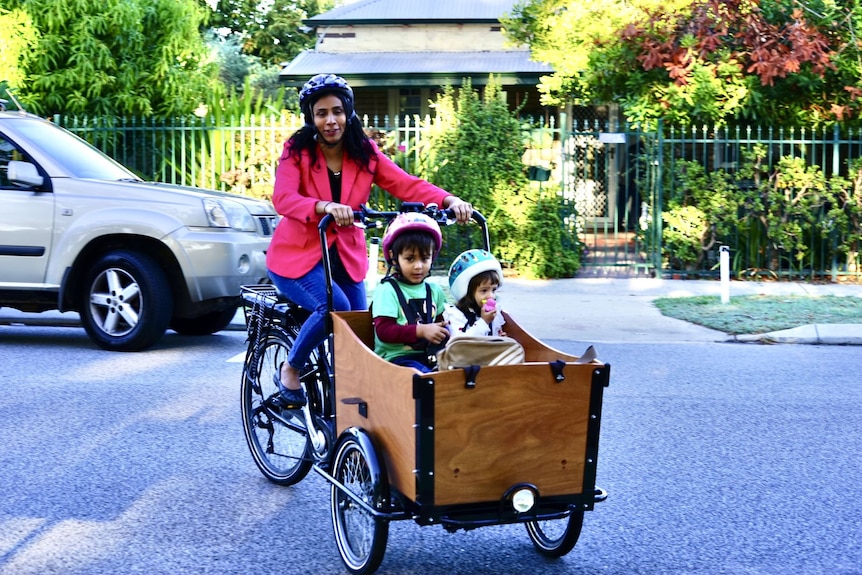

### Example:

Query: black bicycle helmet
xmin=299 ymin=73 xmax=356 ymax=123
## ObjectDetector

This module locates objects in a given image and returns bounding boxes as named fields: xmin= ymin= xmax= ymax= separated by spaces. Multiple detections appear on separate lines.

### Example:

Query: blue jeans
xmin=391 ymin=355 xmax=434 ymax=373
xmin=268 ymin=257 xmax=366 ymax=371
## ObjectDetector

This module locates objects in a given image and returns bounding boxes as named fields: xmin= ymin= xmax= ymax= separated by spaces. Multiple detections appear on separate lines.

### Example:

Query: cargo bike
xmin=240 ymin=204 xmax=609 ymax=574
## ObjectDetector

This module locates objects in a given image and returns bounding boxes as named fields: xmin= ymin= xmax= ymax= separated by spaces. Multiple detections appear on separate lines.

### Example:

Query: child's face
xmin=472 ymin=279 xmax=499 ymax=306
xmin=396 ymin=247 xmax=433 ymax=284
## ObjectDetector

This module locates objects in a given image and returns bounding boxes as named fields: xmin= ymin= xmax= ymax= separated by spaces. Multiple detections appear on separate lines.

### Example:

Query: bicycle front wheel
xmin=330 ymin=431 xmax=389 ymax=575
xmin=241 ymin=325 xmax=312 ymax=485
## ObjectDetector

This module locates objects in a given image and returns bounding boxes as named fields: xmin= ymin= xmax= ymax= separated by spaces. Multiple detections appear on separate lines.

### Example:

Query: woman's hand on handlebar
xmin=444 ymin=197 xmax=473 ymax=224
xmin=323 ymin=201 xmax=355 ymax=227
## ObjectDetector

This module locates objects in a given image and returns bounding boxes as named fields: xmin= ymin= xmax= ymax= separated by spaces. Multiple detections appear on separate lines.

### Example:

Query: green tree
xmin=0 ymin=5 xmax=36 ymax=93
xmin=419 ymin=79 xmax=525 ymax=259
xmin=201 ymin=0 xmax=331 ymax=67
xmin=205 ymin=31 xmax=290 ymax=107
xmin=504 ymin=0 xmax=862 ymax=127
xmin=1 ymin=0 xmax=215 ymax=117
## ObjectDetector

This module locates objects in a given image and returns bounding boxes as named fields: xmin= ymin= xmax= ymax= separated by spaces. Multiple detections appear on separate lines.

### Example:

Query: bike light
xmin=512 ymin=488 xmax=535 ymax=513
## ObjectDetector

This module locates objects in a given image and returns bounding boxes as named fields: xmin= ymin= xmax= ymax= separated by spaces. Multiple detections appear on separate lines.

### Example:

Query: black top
xmin=327 ymin=167 xmax=342 ymax=203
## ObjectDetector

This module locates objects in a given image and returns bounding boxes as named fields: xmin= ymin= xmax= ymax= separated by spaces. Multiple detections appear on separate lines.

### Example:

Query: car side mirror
xmin=7 ymin=160 xmax=44 ymax=187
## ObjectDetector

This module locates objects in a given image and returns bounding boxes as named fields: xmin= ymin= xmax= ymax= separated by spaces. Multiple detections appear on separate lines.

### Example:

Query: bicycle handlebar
xmin=317 ymin=203 xmax=489 ymax=318
xmin=317 ymin=202 xmax=486 ymax=233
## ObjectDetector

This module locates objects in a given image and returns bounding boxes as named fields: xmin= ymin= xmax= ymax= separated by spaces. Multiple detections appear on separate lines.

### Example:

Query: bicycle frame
xmin=243 ymin=203 xmax=489 ymax=467
xmin=306 ymin=203 xmax=488 ymax=458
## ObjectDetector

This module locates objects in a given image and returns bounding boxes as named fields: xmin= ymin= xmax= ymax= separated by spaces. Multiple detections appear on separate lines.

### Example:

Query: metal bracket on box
xmin=549 ymin=360 xmax=566 ymax=382
xmin=463 ymin=365 xmax=480 ymax=389
xmin=341 ymin=397 xmax=368 ymax=418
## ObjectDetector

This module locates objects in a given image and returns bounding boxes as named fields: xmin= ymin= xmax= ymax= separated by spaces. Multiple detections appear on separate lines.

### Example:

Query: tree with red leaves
xmin=504 ymin=0 xmax=862 ymax=126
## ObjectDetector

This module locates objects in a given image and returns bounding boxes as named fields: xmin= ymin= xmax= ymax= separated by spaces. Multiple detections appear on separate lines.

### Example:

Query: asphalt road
xmin=1 ymin=326 xmax=860 ymax=574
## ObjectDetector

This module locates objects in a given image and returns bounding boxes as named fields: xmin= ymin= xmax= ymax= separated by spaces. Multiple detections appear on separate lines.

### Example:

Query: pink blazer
xmin=266 ymin=139 xmax=451 ymax=282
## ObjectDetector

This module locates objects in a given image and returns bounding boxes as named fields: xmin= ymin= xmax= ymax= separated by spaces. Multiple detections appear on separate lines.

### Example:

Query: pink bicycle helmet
xmin=382 ymin=213 xmax=443 ymax=263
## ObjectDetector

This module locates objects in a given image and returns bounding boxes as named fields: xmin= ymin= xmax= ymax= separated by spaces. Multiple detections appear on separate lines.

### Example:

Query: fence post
xmin=720 ymin=245 xmax=730 ymax=303
xmin=652 ymin=119 xmax=664 ymax=275
xmin=832 ymin=123 xmax=841 ymax=180
xmin=559 ymin=111 xmax=568 ymax=201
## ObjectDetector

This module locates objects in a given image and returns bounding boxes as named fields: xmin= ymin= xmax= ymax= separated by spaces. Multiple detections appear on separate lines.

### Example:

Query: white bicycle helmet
xmin=448 ymin=249 xmax=503 ymax=301
xmin=382 ymin=213 xmax=443 ymax=264
xmin=299 ymin=73 xmax=356 ymax=123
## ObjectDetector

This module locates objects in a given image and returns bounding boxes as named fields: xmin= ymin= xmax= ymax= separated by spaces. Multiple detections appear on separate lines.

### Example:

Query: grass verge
xmin=653 ymin=294 xmax=862 ymax=335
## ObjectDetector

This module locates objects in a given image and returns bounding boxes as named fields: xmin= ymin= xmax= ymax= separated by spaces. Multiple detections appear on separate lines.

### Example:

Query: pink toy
xmin=482 ymin=298 xmax=496 ymax=312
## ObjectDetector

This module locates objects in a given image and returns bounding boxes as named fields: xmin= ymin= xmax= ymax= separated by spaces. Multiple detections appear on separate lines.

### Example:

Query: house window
xmin=354 ymin=89 xmax=390 ymax=123
xmin=398 ymin=89 xmax=422 ymax=121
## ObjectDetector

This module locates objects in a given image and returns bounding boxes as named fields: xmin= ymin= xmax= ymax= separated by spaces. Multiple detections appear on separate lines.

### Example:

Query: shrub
xmin=419 ymin=77 xmax=581 ymax=278
xmin=521 ymin=193 xmax=582 ymax=278
xmin=662 ymin=204 xmax=708 ymax=270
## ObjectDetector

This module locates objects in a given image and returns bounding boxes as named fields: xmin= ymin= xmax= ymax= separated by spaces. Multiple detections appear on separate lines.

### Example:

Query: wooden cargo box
xmin=332 ymin=311 xmax=608 ymax=508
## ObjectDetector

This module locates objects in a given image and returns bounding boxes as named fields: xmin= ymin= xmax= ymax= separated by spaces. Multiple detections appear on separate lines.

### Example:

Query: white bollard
xmin=720 ymin=245 xmax=730 ymax=304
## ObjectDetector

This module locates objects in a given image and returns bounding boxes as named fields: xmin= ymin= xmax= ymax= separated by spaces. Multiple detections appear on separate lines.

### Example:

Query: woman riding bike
xmin=266 ymin=73 xmax=472 ymax=407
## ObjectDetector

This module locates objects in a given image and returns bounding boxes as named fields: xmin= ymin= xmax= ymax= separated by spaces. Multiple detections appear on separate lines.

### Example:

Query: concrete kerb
xmin=731 ymin=324 xmax=862 ymax=345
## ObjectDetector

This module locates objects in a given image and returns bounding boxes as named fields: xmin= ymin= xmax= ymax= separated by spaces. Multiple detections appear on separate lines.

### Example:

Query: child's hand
xmin=480 ymin=298 xmax=497 ymax=325
xmin=417 ymin=321 xmax=449 ymax=344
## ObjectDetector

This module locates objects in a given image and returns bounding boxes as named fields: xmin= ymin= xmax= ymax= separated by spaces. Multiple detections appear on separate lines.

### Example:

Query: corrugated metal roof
xmin=308 ymin=0 xmax=517 ymax=24
xmin=280 ymin=50 xmax=552 ymax=85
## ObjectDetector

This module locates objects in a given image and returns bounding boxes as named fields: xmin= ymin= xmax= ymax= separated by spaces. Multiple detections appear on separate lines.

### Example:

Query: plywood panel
xmin=332 ymin=310 xmax=602 ymax=508
xmin=430 ymin=363 xmax=596 ymax=506
xmin=333 ymin=311 xmax=418 ymax=500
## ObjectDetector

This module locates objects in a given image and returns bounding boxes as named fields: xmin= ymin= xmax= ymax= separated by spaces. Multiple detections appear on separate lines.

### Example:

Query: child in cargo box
xmin=443 ymin=249 xmax=506 ymax=338
xmin=372 ymin=213 xmax=449 ymax=373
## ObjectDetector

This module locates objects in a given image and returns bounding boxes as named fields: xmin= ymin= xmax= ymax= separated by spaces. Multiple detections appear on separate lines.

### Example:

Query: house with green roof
xmin=279 ymin=0 xmax=555 ymax=122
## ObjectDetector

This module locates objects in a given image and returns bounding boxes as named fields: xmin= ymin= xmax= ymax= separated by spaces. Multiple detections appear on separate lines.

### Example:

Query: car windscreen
xmin=14 ymin=118 xmax=138 ymax=181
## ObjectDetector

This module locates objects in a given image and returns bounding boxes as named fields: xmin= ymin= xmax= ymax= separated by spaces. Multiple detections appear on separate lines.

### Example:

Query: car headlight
xmin=203 ymin=198 xmax=256 ymax=232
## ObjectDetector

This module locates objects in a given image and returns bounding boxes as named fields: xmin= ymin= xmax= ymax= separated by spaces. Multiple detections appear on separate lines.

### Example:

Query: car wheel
xmin=79 ymin=250 xmax=173 ymax=351
xmin=170 ymin=306 xmax=238 ymax=336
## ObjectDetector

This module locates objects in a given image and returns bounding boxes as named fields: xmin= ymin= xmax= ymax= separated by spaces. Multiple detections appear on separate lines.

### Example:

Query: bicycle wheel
xmin=241 ymin=325 xmax=312 ymax=485
xmin=525 ymin=510 xmax=584 ymax=557
xmin=330 ymin=431 xmax=389 ymax=575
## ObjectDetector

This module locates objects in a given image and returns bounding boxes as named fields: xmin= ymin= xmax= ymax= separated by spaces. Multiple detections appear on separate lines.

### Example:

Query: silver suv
xmin=0 ymin=110 xmax=275 ymax=351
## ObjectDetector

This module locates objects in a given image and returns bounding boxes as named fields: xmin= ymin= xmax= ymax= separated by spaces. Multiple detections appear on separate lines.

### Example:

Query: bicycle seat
xmin=270 ymin=285 xmax=300 ymax=312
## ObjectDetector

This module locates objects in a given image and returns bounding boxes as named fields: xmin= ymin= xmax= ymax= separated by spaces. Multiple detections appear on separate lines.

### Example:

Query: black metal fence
xmin=56 ymin=113 xmax=862 ymax=280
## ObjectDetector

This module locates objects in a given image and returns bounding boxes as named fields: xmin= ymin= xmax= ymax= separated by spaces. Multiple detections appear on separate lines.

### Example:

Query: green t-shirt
xmin=372 ymin=278 xmax=448 ymax=362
